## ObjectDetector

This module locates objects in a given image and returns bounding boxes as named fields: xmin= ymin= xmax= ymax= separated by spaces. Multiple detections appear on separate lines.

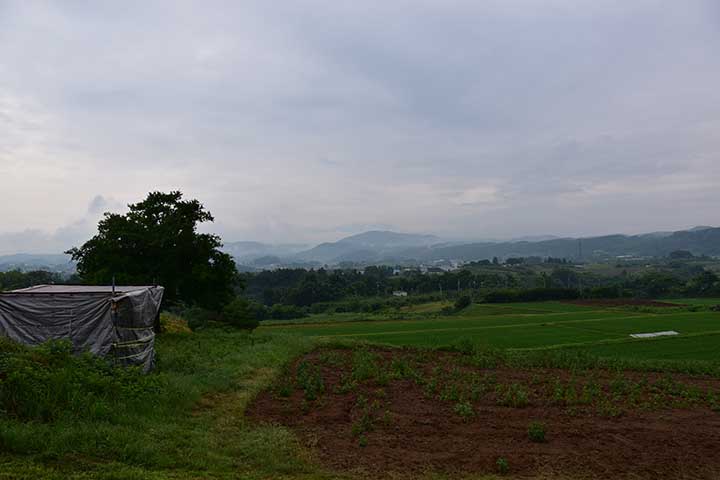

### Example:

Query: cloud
xmin=0 ymin=0 xmax=719 ymax=249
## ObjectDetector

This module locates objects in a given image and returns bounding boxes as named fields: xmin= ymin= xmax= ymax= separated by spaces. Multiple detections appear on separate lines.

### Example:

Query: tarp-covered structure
xmin=0 ymin=285 xmax=164 ymax=372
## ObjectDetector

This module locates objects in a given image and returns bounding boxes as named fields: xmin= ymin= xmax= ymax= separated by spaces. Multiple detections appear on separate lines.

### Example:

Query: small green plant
xmin=351 ymin=410 xmax=374 ymax=437
xmin=295 ymin=360 xmax=325 ymax=400
xmin=453 ymin=401 xmax=474 ymax=421
xmin=497 ymin=383 xmax=529 ymax=408
xmin=275 ymin=381 xmax=293 ymax=398
xmin=496 ymin=457 xmax=509 ymax=474
xmin=351 ymin=349 xmax=381 ymax=382
xmin=528 ymin=421 xmax=546 ymax=442
xmin=358 ymin=434 xmax=368 ymax=447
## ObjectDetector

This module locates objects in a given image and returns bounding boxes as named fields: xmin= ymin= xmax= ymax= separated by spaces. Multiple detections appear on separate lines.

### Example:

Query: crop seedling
xmin=351 ymin=410 xmax=374 ymax=437
xmin=295 ymin=360 xmax=325 ymax=401
xmin=276 ymin=381 xmax=293 ymax=398
xmin=496 ymin=457 xmax=510 ymax=475
xmin=528 ymin=421 xmax=546 ymax=443
xmin=453 ymin=401 xmax=474 ymax=421
xmin=497 ymin=383 xmax=529 ymax=408
xmin=351 ymin=349 xmax=382 ymax=382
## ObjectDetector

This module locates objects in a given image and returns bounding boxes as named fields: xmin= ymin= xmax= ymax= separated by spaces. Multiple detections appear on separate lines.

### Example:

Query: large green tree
xmin=67 ymin=191 xmax=238 ymax=309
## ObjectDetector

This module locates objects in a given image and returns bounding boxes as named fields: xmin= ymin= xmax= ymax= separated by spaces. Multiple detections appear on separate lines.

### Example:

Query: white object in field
xmin=629 ymin=331 xmax=679 ymax=339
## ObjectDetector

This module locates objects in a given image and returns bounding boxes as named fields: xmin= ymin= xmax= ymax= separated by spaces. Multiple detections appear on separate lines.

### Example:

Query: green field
xmin=260 ymin=300 xmax=720 ymax=361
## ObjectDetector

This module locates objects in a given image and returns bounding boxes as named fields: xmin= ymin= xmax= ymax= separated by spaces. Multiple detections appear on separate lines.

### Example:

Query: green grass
xmin=660 ymin=297 xmax=720 ymax=306
xmin=259 ymin=300 xmax=720 ymax=361
xmin=0 ymin=330 xmax=334 ymax=480
xmin=576 ymin=333 xmax=720 ymax=361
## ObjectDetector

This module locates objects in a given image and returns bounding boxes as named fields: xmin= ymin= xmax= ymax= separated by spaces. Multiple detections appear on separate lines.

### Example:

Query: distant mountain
xmin=509 ymin=235 xmax=562 ymax=243
xmin=294 ymin=231 xmax=442 ymax=263
xmin=221 ymin=241 xmax=309 ymax=263
xmin=0 ymin=253 xmax=75 ymax=273
xmin=414 ymin=227 xmax=720 ymax=262
xmin=288 ymin=227 xmax=720 ymax=264
xmin=4 ymin=226 xmax=717 ymax=272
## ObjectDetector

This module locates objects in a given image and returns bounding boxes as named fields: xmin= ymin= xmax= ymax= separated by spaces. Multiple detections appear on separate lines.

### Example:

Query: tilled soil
xmin=246 ymin=348 xmax=720 ymax=479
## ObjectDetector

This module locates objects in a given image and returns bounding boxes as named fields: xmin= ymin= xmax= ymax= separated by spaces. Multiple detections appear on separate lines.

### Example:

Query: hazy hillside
xmin=294 ymin=231 xmax=441 ymax=263
xmin=283 ymin=227 xmax=720 ymax=264
xmin=221 ymin=241 xmax=309 ymax=263
xmin=0 ymin=254 xmax=75 ymax=273
xmin=417 ymin=227 xmax=720 ymax=262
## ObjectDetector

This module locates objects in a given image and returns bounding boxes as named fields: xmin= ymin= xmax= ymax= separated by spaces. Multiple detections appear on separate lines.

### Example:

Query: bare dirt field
xmin=247 ymin=348 xmax=720 ymax=479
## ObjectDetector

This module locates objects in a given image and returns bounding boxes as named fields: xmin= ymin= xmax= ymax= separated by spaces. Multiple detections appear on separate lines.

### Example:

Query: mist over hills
xmin=2 ymin=227 xmax=718 ymax=273
xmin=229 ymin=227 xmax=720 ymax=267
xmin=293 ymin=231 xmax=442 ymax=264
xmin=0 ymin=254 xmax=75 ymax=273
xmin=221 ymin=241 xmax=310 ymax=263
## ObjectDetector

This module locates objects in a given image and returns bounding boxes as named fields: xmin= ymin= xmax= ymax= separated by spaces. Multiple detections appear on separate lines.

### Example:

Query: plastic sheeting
xmin=0 ymin=285 xmax=163 ymax=372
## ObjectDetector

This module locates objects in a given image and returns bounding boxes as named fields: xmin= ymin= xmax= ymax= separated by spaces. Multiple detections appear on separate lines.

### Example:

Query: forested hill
xmin=418 ymin=227 xmax=720 ymax=262
xmin=287 ymin=227 xmax=720 ymax=264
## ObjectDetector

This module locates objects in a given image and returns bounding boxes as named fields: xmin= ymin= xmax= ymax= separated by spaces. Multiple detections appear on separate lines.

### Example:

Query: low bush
xmin=0 ymin=339 xmax=162 ymax=423
xmin=269 ymin=304 xmax=308 ymax=320
xmin=183 ymin=306 xmax=219 ymax=331
xmin=454 ymin=295 xmax=472 ymax=311
xmin=222 ymin=298 xmax=262 ymax=330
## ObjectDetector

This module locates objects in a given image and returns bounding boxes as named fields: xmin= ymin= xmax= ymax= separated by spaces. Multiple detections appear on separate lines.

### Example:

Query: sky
xmin=1 ymin=0 xmax=719 ymax=254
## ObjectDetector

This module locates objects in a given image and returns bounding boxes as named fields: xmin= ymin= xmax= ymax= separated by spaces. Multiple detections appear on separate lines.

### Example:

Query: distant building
xmin=392 ymin=290 xmax=408 ymax=297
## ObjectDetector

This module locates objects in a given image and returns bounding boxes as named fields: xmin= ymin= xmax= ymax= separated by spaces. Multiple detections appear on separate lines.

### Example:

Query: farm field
xmin=259 ymin=299 xmax=720 ymax=361
xmin=2 ymin=299 xmax=719 ymax=479
xmin=248 ymin=346 xmax=720 ymax=479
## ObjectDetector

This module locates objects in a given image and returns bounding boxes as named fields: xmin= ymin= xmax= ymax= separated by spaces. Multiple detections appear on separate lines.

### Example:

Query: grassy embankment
xmin=0 ymin=324 xmax=329 ymax=480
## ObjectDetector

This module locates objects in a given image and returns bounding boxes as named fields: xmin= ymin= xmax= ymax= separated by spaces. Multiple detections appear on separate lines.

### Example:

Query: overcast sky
xmin=1 ymin=1 xmax=719 ymax=253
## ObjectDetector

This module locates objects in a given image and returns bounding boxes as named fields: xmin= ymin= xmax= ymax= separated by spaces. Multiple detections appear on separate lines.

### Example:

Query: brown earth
xmin=246 ymin=348 xmax=720 ymax=479
xmin=566 ymin=299 xmax=687 ymax=308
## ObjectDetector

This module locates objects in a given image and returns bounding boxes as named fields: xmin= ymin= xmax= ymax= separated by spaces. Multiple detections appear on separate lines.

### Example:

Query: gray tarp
xmin=0 ymin=285 xmax=164 ymax=372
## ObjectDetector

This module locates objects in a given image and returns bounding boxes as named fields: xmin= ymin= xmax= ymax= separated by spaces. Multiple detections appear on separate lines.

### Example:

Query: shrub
xmin=528 ymin=421 xmax=546 ymax=442
xmin=269 ymin=304 xmax=308 ymax=320
xmin=454 ymin=295 xmax=472 ymax=311
xmin=222 ymin=298 xmax=261 ymax=330
xmin=184 ymin=306 xmax=217 ymax=331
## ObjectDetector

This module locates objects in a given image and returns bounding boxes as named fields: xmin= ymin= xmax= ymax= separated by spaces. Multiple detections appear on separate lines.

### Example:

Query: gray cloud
xmin=0 ymin=0 xmax=719 ymax=251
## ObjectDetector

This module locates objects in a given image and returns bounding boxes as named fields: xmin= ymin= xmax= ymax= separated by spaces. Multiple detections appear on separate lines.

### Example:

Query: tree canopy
xmin=67 ymin=191 xmax=238 ymax=309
